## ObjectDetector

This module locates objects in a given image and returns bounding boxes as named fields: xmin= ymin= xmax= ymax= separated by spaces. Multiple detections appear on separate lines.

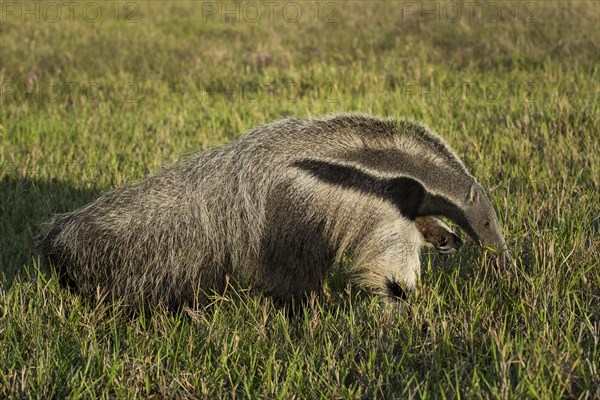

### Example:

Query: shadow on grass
xmin=0 ymin=174 xmax=102 ymax=284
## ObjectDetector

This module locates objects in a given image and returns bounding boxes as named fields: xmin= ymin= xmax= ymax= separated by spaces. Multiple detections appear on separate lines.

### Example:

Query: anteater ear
xmin=468 ymin=184 xmax=479 ymax=205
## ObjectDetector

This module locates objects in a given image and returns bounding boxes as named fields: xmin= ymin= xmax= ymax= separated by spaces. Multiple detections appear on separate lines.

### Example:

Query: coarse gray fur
xmin=37 ymin=114 xmax=510 ymax=308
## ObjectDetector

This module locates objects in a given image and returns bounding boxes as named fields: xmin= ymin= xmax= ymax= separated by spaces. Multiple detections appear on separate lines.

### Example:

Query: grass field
xmin=1 ymin=0 xmax=599 ymax=398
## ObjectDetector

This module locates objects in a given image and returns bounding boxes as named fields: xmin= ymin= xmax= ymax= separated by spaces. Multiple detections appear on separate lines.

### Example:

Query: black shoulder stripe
xmin=292 ymin=159 xmax=425 ymax=220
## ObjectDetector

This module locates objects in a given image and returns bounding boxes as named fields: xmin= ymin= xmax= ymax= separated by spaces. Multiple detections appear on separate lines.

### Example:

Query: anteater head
xmin=461 ymin=182 xmax=511 ymax=268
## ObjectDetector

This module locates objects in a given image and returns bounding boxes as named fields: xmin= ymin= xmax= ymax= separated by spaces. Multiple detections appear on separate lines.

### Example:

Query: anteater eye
xmin=484 ymin=221 xmax=491 ymax=229
xmin=440 ymin=237 xmax=448 ymax=246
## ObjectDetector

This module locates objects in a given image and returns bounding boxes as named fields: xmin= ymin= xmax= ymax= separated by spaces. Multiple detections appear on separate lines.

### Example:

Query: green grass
xmin=1 ymin=1 xmax=599 ymax=398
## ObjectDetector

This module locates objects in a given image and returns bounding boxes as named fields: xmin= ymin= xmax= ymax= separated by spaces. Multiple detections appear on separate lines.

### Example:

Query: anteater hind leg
xmin=350 ymin=220 xmax=423 ymax=302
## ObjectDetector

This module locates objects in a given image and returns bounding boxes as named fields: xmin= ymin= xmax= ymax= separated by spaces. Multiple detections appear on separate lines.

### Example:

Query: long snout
xmin=480 ymin=238 xmax=511 ymax=268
